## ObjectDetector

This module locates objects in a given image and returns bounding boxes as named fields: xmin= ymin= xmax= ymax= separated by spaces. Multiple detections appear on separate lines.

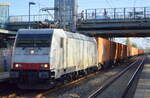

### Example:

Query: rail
xmin=2 ymin=71 xmax=103 ymax=98
xmin=2 ymin=56 xmax=143 ymax=97
xmin=88 ymin=56 xmax=145 ymax=98
xmin=121 ymin=56 xmax=145 ymax=98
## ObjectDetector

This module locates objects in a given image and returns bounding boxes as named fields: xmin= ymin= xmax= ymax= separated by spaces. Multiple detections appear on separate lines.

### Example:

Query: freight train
xmin=96 ymin=38 xmax=144 ymax=68
xmin=10 ymin=29 xmax=144 ymax=89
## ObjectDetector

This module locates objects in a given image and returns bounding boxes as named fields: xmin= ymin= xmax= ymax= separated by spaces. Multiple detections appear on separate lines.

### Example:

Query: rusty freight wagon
xmin=95 ymin=37 xmax=144 ymax=68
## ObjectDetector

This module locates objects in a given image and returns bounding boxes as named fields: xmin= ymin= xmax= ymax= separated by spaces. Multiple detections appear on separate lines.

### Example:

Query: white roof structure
xmin=0 ymin=29 xmax=9 ymax=34
xmin=0 ymin=2 xmax=10 ymax=6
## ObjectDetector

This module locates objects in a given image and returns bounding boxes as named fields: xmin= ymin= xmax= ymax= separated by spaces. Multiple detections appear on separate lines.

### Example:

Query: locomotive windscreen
xmin=16 ymin=34 xmax=52 ymax=47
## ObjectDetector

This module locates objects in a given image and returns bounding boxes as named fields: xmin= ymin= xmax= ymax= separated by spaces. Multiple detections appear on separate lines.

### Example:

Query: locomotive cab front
xmin=10 ymin=30 xmax=53 ymax=84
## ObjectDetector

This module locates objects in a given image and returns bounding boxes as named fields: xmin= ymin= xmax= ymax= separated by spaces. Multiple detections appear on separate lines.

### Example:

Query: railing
xmin=79 ymin=7 xmax=150 ymax=20
xmin=8 ymin=7 xmax=150 ymax=23
xmin=9 ymin=14 xmax=53 ymax=23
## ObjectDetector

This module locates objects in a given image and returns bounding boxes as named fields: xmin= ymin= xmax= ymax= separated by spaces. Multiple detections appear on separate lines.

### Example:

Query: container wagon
xmin=96 ymin=38 xmax=144 ymax=68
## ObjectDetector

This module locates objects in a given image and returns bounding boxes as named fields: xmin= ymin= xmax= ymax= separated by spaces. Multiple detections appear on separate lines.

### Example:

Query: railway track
xmin=0 ymin=70 xmax=102 ymax=97
xmin=35 ymin=57 xmax=140 ymax=98
xmin=2 ymin=71 xmax=105 ymax=98
xmin=0 ymin=56 xmax=141 ymax=98
xmin=88 ymin=56 xmax=145 ymax=98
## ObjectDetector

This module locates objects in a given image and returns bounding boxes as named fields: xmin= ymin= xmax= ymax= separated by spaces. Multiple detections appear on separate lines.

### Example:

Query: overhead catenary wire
xmin=133 ymin=0 xmax=137 ymax=7
xmin=104 ymin=0 xmax=114 ymax=8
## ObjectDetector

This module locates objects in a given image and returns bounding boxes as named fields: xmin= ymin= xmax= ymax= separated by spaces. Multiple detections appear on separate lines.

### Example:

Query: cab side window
xmin=60 ymin=38 xmax=64 ymax=48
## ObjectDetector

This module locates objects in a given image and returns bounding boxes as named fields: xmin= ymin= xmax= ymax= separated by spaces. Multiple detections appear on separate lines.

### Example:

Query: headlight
xmin=30 ymin=50 xmax=35 ymax=54
xmin=44 ymin=64 xmax=48 ymax=68
xmin=15 ymin=64 xmax=19 ymax=67
xmin=15 ymin=64 xmax=22 ymax=68
xmin=41 ymin=64 xmax=48 ymax=68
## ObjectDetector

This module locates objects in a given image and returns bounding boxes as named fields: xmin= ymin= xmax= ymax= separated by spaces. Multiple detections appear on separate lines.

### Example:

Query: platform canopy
xmin=0 ymin=2 xmax=10 ymax=6
xmin=0 ymin=29 xmax=9 ymax=34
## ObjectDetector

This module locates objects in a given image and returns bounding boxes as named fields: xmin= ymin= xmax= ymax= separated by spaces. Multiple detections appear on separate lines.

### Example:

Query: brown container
xmin=117 ymin=43 xmax=122 ymax=60
xmin=110 ymin=41 xmax=117 ymax=61
xmin=96 ymin=38 xmax=111 ymax=66
xmin=95 ymin=37 xmax=144 ymax=68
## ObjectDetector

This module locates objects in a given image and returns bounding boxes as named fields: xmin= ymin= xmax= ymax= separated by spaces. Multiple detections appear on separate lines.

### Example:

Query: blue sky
xmin=1 ymin=0 xmax=150 ymax=15
xmin=1 ymin=0 xmax=150 ymax=49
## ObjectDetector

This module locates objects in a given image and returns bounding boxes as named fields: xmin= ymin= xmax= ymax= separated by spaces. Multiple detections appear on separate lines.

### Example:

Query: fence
xmin=9 ymin=14 xmax=53 ymax=22
xmin=79 ymin=7 xmax=150 ymax=20
xmin=8 ymin=7 xmax=150 ymax=23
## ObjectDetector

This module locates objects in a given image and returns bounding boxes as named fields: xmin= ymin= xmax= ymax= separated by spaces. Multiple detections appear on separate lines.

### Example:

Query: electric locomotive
xmin=10 ymin=29 xmax=99 ymax=89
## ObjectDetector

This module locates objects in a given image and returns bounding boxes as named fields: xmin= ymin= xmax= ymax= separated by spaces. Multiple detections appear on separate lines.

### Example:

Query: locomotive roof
xmin=65 ymin=31 xmax=94 ymax=42
xmin=18 ymin=29 xmax=95 ymax=42
xmin=18 ymin=29 xmax=54 ymax=34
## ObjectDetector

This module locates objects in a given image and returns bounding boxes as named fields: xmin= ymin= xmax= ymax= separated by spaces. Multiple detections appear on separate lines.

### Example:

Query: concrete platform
xmin=134 ymin=55 xmax=150 ymax=98
xmin=0 ymin=72 xmax=9 ymax=82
